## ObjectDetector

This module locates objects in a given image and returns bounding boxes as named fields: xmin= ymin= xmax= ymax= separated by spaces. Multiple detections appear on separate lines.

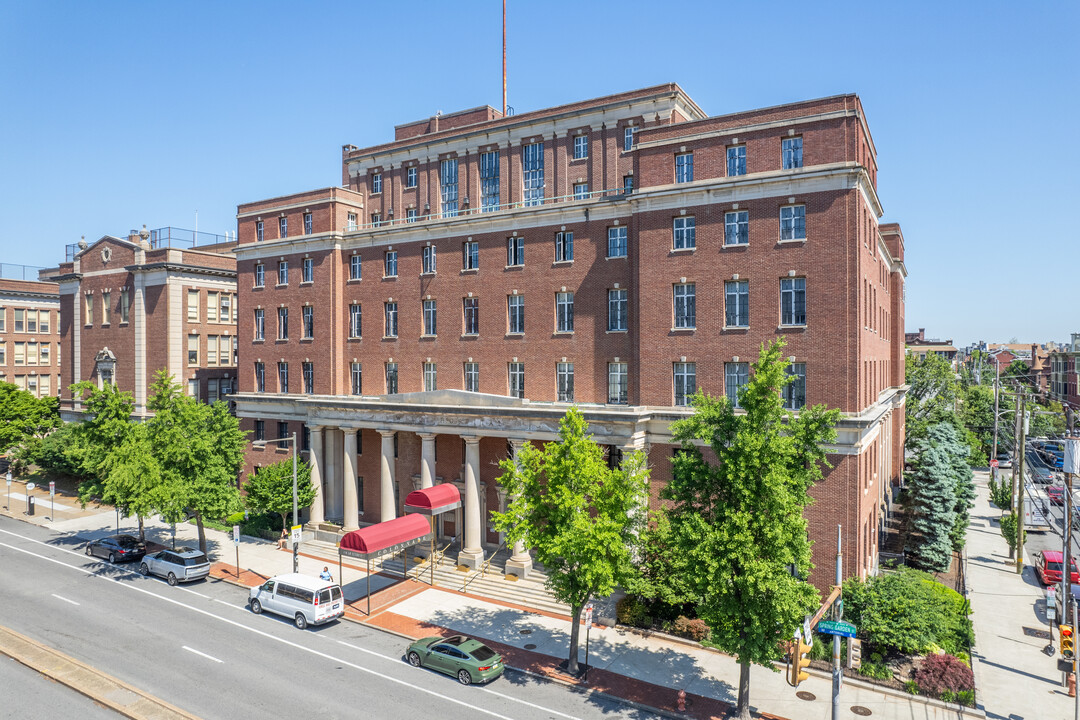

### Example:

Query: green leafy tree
xmin=661 ymin=340 xmax=840 ymax=720
xmin=243 ymin=457 xmax=315 ymax=529
xmin=906 ymin=422 xmax=972 ymax=570
xmin=72 ymin=381 xmax=137 ymax=503
xmin=1031 ymin=399 xmax=1066 ymax=437
xmin=492 ymin=408 xmax=649 ymax=676
xmin=0 ymin=381 xmax=59 ymax=453
xmin=905 ymin=353 xmax=959 ymax=450
xmin=21 ymin=423 xmax=89 ymax=478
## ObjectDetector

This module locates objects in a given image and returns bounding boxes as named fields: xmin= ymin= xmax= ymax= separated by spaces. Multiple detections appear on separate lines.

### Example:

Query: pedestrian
xmin=278 ymin=527 xmax=288 ymax=550
xmin=320 ymin=566 xmax=333 ymax=582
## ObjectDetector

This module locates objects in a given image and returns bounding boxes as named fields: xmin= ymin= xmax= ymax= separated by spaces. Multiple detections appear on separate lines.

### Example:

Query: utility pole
xmin=1010 ymin=387 xmax=1021 ymax=560
xmin=1015 ymin=390 xmax=1028 ymax=575
xmin=832 ymin=525 xmax=842 ymax=720
xmin=992 ymin=373 xmax=1000 ymax=486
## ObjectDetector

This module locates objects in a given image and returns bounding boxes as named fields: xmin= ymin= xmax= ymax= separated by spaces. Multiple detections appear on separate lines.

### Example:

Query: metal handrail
xmin=462 ymin=540 xmax=507 ymax=592
xmin=410 ymin=534 xmax=459 ymax=581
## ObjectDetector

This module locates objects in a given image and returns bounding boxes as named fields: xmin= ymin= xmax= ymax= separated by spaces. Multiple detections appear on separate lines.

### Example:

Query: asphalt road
xmin=0 ymin=653 xmax=122 ymax=719
xmin=1016 ymin=447 xmax=1076 ymax=573
xmin=0 ymin=516 xmax=659 ymax=720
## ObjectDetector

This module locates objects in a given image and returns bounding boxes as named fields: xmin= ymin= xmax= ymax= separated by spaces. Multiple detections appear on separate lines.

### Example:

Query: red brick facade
xmin=0 ymin=276 xmax=62 ymax=398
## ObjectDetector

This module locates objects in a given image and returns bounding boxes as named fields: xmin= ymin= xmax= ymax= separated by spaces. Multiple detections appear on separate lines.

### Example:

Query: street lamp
xmin=253 ymin=432 xmax=299 ymax=573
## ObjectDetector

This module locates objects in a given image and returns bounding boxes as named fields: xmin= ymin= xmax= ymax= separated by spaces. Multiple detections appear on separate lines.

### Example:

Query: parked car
xmin=85 ymin=534 xmax=146 ymax=563
xmin=1037 ymin=550 xmax=1079 ymax=585
xmin=406 ymin=634 xmax=504 ymax=686
xmin=1048 ymin=485 xmax=1066 ymax=506
xmin=248 ymin=573 xmax=343 ymax=629
xmin=139 ymin=547 xmax=211 ymax=585
xmin=1032 ymin=467 xmax=1055 ymax=484
xmin=995 ymin=452 xmax=1013 ymax=469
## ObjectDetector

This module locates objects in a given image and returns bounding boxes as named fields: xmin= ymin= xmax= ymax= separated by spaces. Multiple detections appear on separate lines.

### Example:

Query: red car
xmin=1037 ymin=550 xmax=1079 ymax=585
xmin=1048 ymin=486 xmax=1066 ymax=506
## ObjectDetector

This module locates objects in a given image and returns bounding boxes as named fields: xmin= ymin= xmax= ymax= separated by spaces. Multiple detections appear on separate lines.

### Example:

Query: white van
xmin=248 ymin=573 xmax=344 ymax=629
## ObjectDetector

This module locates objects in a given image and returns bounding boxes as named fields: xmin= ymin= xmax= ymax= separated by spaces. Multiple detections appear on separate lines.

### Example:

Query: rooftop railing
xmin=0 ymin=263 xmax=46 ymax=281
xmin=63 ymin=226 xmax=233 ymax=261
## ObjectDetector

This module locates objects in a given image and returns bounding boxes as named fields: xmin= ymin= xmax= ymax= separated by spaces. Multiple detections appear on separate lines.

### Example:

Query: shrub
xmin=225 ymin=511 xmax=246 ymax=525
xmin=672 ymin=615 xmax=709 ymax=642
xmin=904 ymin=680 xmax=919 ymax=694
xmin=616 ymin=596 xmax=652 ymax=628
xmin=240 ymin=512 xmax=281 ymax=541
xmin=858 ymin=661 xmax=893 ymax=680
xmin=914 ymin=653 xmax=974 ymax=699
xmin=955 ymin=689 xmax=975 ymax=707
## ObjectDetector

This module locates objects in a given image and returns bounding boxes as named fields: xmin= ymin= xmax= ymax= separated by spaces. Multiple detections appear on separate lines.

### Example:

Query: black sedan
xmin=85 ymin=534 xmax=146 ymax=563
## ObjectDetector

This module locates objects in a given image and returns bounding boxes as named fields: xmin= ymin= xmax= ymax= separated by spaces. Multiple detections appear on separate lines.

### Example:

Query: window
xmin=406 ymin=208 xmax=417 ymax=223
xmin=782 ymin=137 xmax=803 ymax=170
xmin=607 ymin=227 xmax=627 ymax=258
xmin=608 ymin=362 xmax=628 ymax=404
xmin=13 ymin=342 xmax=24 ymax=365
xmin=423 ymin=362 xmax=437 ymax=392
xmin=422 ymin=245 xmax=437 ymax=274
xmin=384 ymin=301 xmax=398 ymax=337
xmin=278 ymin=362 xmax=289 ymax=392
xmin=571 ymin=134 xmax=589 ymax=159
xmin=26 ymin=342 xmax=37 ymax=365
xmin=207 ymin=291 xmax=219 ymax=323
xmin=349 ymin=304 xmax=362 ymax=338
xmin=608 ymin=289 xmax=627 ymax=331
xmin=384 ymin=250 xmax=397 ymax=277
xmin=673 ymin=216 xmax=696 ymax=249
xmin=187 ymin=334 xmax=199 ymax=365
xmin=623 ymin=126 xmax=636 ymax=151
xmin=573 ymin=182 xmax=589 ymax=200
xmin=84 ymin=294 xmax=93 ymax=325
xmin=784 ymin=363 xmax=806 ymax=410
xmin=506 ymin=236 xmax=523 ymax=266
xmin=117 ymin=289 xmax=128 ymax=324
xmin=277 ymin=307 xmax=289 ymax=339
xmin=557 ymin=362 xmax=574 ymax=402
xmin=39 ymin=374 xmax=50 ymax=398
xmin=277 ymin=422 xmax=289 ymax=448
xmin=254 ymin=420 xmax=265 ymax=441
xmin=464 ymin=362 xmax=479 ymax=392
xmin=463 ymin=297 xmax=479 ymax=335
xmin=725 ymin=363 xmax=750 ymax=407
xmin=220 ymin=293 xmax=231 ymax=324
xmin=254 ymin=309 xmax=265 ymax=341
xmin=675 ymin=153 xmax=694 ymax=183
xmin=780 ymin=278 xmax=806 ymax=326
xmin=724 ymin=211 xmax=749 ymax=246
xmin=405 ymin=166 xmax=417 ymax=188
xmin=0 ymin=343 xmax=5 ymax=365
xmin=255 ymin=362 xmax=265 ymax=392
xmin=371 ymin=212 xmax=382 ymax=227
xmin=780 ymin=205 xmax=806 ymax=241
xmin=39 ymin=343 xmax=50 ymax=365
xmin=480 ymin=151 xmax=500 ymax=211
xmin=254 ymin=263 xmax=265 ymax=288
xmin=207 ymin=336 xmax=219 ymax=366
xmin=505 ymin=362 xmax=525 ymax=398
xmin=674 ymin=362 xmax=696 ymax=406
xmin=302 ymin=306 xmax=314 ymax=339
xmin=462 ymin=241 xmax=478 ymax=270
xmin=0 ymin=309 xmax=5 ymax=333
xmin=623 ymin=175 xmax=634 ymax=194
xmin=256 ymin=221 xmax=264 ymax=242
xmin=422 ymin=299 xmax=437 ymax=336
xmin=727 ymin=145 xmax=746 ymax=177
xmin=27 ymin=309 xmax=38 ymax=333
xmin=555 ymin=232 xmax=573 ymax=262
xmin=725 ymin=280 xmax=749 ymax=328
xmin=278 ymin=260 xmax=288 ymax=285
xmin=507 ymin=295 xmax=524 ymax=334
xmin=347 ymin=213 xmax=358 ymax=231
xmin=556 ymin=291 xmax=574 ymax=332
xmin=303 ymin=362 xmax=314 ymax=394
xmin=187 ymin=290 xmax=199 ymax=321
xmin=300 ymin=212 xmax=311 ymax=235
xmin=302 ymin=257 xmax=313 ymax=283
xmin=674 ymin=283 xmax=696 ymax=329
xmin=371 ymin=173 xmax=382 ymax=194
xmin=351 ymin=362 xmax=362 ymax=395
xmin=385 ymin=362 xmax=398 ymax=394
xmin=279 ymin=217 xmax=287 ymax=238
xmin=13 ymin=309 xmax=24 ymax=332
xmin=440 ymin=158 xmax=458 ymax=217
xmin=523 ymin=142 xmax=544 ymax=206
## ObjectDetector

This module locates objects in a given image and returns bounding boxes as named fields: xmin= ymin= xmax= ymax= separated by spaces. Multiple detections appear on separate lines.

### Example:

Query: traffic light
xmin=1061 ymin=625 xmax=1075 ymax=659
xmin=789 ymin=636 xmax=813 ymax=687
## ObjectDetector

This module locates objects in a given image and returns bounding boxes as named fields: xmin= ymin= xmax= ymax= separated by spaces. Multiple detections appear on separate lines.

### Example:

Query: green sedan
xmin=406 ymin=635 xmax=504 ymax=685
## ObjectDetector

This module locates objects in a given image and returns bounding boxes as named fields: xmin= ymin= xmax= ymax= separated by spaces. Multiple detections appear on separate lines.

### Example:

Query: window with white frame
xmin=780 ymin=205 xmax=806 ymax=241
xmin=279 ymin=217 xmax=287 ymax=238
xmin=278 ymin=260 xmax=288 ymax=285
xmin=724 ymin=211 xmax=749 ymax=246
xmin=608 ymin=362 xmax=628 ymax=404
xmin=406 ymin=208 xmax=417 ymax=223
xmin=607 ymin=226 xmax=627 ymax=258
xmin=405 ymin=166 xmax=417 ymax=188
xmin=371 ymin=212 xmax=382 ymax=227
xmin=384 ymin=301 xmax=397 ymax=337
xmin=84 ymin=294 xmax=93 ymax=325
xmin=556 ymin=362 xmax=574 ymax=402
xmin=302 ymin=362 xmax=314 ymax=394
xmin=674 ymin=283 xmax=696 ymax=329
xmin=206 ymin=335 xmax=219 ymax=367
xmin=187 ymin=290 xmax=199 ymax=321
xmin=384 ymin=250 xmax=397 ymax=277
xmin=573 ymin=182 xmax=589 ymax=200
xmin=385 ymin=362 xmax=398 ymax=393
xmin=421 ymin=245 xmax=437 ymax=274
xmin=256 ymin=221 xmax=264 ymax=242
xmin=422 ymin=299 xmax=437 ymax=335
xmin=507 ymin=295 xmax=524 ymax=334
xmin=255 ymin=362 xmax=265 ymax=392
xmin=277 ymin=307 xmax=288 ymax=339
xmin=673 ymin=216 xmax=696 ymax=249
xmin=25 ymin=309 xmax=36 ymax=333
xmin=278 ymin=362 xmax=288 ymax=392
xmin=608 ymin=288 xmax=627 ymax=331
xmin=254 ymin=309 xmax=265 ymax=341
xmin=506 ymin=236 xmax=523 ymax=266
xmin=0 ymin=308 xmax=6 ymax=333
xmin=464 ymin=362 xmax=479 ymax=392
xmin=782 ymin=137 xmax=803 ymax=169
xmin=674 ymin=362 xmax=696 ymax=406
xmin=675 ymin=153 xmax=694 ymax=183
xmin=302 ymin=257 xmax=313 ymax=283
xmin=101 ymin=291 xmax=111 ymax=325
xmin=623 ymin=126 xmax=636 ymax=151
xmin=523 ymin=142 xmax=544 ymax=206
xmin=440 ymin=158 xmax=458 ymax=217
xmin=555 ymin=231 xmax=573 ymax=262
xmin=371 ymin=173 xmax=382 ymax=194
xmin=119 ymin=290 xmax=129 ymax=324
xmin=347 ymin=212 xmax=358 ymax=231
xmin=254 ymin=263 xmax=265 ymax=287
xmin=780 ymin=277 xmax=806 ymax=326
xmin=351 ymin=362 xmax=362 ymax=395
xmin=725 ymin=280 xmax=749 ymax=327
xmin=303 ymin=213 xmax=313 ymax=235
xmin=573 ymin=134 xmax=588 ymax=159
xmin=462 ymin=241 xmax=478 ymax=270
xmin=725 ymin=362 xmax=749 ymax=407
xmin=423 ymin=362 xmax=437 ymax=392
xmin=784 ymin=363 xmax=806 ymax=410
xmin=40 ymin=343 xmax=50 ymax=365
xmin=349 ymin=304 xmax=362 ymax=338
xmin=463 ymin=297 xmax=479 ymax=335
xmin=207 ymin=291 xmax=218 ymax=323
xmin=349 ymin=254 xmax=361 ymax=280
xmin=480 ymin=150 xmax=500 ymax=211
xmin=556 ymin=291 xmax=574 ymax=332
xmin=727 ymin=145 xmax=746 ymax=176
xmin=187 ymin=335 xmax=198 ymax=365
xmin=0 ymin=342 xmax=6 ymax=365
xmin=508 ymin=362 xmax=525 ymax=399
xmin=302 ymin=306 xmax=314 ymax=339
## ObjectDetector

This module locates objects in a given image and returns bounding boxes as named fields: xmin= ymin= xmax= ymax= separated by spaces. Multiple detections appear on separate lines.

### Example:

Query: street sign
xmin=803 ymin=616 xmax=813 ymax=644
xmin=232 ymin=525 xmax=241 ymax=544
xmin=290 ymin=524 xmax=302 ymax=545
xmin=26 ymin=482 xmax=35 ymax=492
xmin=584 ymin=602 xmax=594 ymax=625
xmin=49 ymin=481 xmax=55 ymax=496
xmin=818 ymin=620 xmax=857 ymax=638
xmin=1049 ymin=606 xmax=1058 ymax=622
xmin=990 ymin=459 xmax=999 ymax=468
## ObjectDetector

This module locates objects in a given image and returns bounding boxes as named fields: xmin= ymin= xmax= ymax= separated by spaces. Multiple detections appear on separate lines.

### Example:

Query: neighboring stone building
xmin=1049 ymin=333 xmax=1080 ymax=411
xmin=0 ymin=266 xmax=61 ymax=398
xmin=42 ymin=227 xmax=237 ymax=420
xmin=231 ymin=84 xmax=908 ymax=584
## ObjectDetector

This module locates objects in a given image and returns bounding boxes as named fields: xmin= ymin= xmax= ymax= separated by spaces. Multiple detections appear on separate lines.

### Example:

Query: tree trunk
xmin=736 ymin=661 xmax=751 ymax=720
xmin=195 ymin=513 xmax=207 ymax=554
xmin=137 ymin=515 xmax=145 ymax=542
xmin=567 ymin=603 xmax=582 ymax=675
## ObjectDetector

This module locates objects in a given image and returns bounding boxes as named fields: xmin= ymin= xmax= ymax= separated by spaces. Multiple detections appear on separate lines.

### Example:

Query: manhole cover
xmin=851 ymin=706 xmax=872 ymax=716
xmin=1024 ymin=626 xmax=1052 ymax=640
xmin=524 ymin=643 xmax=537 ymax=650
xmin=796 ymin=691 xmax=816 ymax=701
xmin=519 ymin=629 xmax=533 ymax=635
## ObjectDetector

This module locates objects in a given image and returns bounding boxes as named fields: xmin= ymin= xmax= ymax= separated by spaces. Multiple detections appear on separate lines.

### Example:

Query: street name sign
xmin=818 ymin=620 xmax=857 ymax=638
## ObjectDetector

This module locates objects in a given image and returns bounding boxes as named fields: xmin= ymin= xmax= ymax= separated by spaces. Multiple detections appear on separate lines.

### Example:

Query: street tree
xmin=905 ymin=353 xmax=959 ymax=449
xmin=243 ymin=456 xmax=315 ymax=530
xmin=906 ymin=422 xmax=970 ymax=570
xmin=491 ymin=408 xmax=649 ymax=676
xmin=662 ymin=340 xmax=840 ymax=720
xmin=0 ymin=381 xmax=59 ymax=454
xmin=73 ymin=381 xmax=137 ymax=503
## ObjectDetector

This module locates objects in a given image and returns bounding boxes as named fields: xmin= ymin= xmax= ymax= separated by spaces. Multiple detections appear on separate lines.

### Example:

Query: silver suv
xmin=139 ymin=547 xmax=211 ymax=585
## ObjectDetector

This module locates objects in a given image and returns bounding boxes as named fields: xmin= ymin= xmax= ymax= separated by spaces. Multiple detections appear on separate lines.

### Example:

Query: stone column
xmin=342 ymin=429 xmax=359 ymax=532
xmin=379 ymin=430 xmax=397 ymax=522
xmin=505 ymin=438 xmax=533 ymax=579
xmin=459 ymin=436 xmax=484 ymax=569
xmin=419 ymin=433 xmax=436 ymax=489
xmin=308 ymin=426 xmax=325 ymax=525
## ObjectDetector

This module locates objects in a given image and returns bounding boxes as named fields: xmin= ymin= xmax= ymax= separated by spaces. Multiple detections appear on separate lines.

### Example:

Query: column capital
xmin=308 ymin=424 xmax=325 ymax=435
xmin=417 ymin=432 xmax=437 ymax=441
xmin=378 ymin=428 xmax=397 ymax=439
xmin=509 ymin=437 xmax=529 ymax=450
xmin=462 ymin=435 xmax=481 ymax=446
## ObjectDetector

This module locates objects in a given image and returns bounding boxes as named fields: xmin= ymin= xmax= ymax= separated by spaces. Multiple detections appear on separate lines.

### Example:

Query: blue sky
xmin=1 ymin=1 xmax=1075 ymax=347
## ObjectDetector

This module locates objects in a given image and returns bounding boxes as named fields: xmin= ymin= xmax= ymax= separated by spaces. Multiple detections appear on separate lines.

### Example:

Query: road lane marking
xmin=183 ymin=589 xmax=210 ymax=599
xmin=51 ymin=594 xmax=79 ymax=606
xmin=0 ymin=531 xmax=528 ymax=720
xmin=183 ymin=646 xmax=223 ymax=663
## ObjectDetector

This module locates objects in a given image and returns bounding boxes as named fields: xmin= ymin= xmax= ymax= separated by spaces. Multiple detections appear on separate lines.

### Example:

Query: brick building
xmin=1049 ymin=333 xmax=1080 ymax=410
xmin=0 ymin=267 xmax=61 ymax=398
xmin=231 ymin=84 xmax=908 ymax=584
xmin=43 ymin=227 xmax=238 ymax=420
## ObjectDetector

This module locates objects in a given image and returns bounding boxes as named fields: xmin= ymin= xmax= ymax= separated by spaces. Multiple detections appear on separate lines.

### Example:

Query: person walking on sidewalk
xmin=320 ymin=566 xmax=333 ymax=582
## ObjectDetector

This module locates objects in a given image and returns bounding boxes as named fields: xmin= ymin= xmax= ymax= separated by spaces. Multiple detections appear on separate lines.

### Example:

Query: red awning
xmin=404 ymin=484 xmax=462 ymax=515
xmin=338 ymin=514 xmax=431 ymax=559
